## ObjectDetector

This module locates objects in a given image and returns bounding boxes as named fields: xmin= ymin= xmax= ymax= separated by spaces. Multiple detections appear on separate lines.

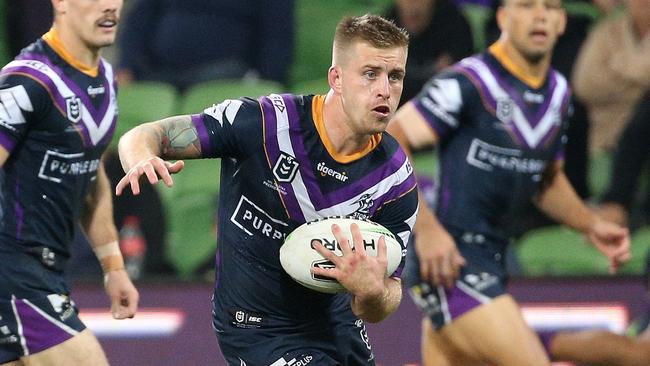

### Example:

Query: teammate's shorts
xmin=0 ymin=246 xmax=86 ymax=363
xmin=404 ymin=226 xmax=509 ymax=329
xmin=213 ymin=299 xmax=375 ymax=366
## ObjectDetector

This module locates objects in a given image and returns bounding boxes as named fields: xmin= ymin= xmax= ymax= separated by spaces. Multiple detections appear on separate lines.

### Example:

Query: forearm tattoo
xmin=159 ymin=116 xmax=202 ymax=159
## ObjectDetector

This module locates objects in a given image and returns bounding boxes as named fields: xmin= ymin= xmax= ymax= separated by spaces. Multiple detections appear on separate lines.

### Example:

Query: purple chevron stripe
xmin=259 ymin=96 xmax=305 ymax=222
xmin=482 ymin=56 xmax=556 ymax=128
xmin=282 ymin=94 xmax=322 ymax=207
xmin=19 ymin=53 xmax=112 ymax=124
xmin=323 ymin=147 xmax=411 ymax=207
xmin=2 ymin=65 xmax=67 ymax=112
xmin=454 ymin=63 xmax=497 ymax=110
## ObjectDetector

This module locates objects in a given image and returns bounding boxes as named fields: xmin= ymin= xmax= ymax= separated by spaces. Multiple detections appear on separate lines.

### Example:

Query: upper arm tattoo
xmin=159 ymin=115 xmax=202 ymax=159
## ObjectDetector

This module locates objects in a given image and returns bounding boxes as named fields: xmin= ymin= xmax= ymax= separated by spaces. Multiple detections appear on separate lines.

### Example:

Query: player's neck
xmin=321 ymin=92 xmax=375 ymax=161
xmin=489 ymin=40 xmax=550 ymax=89
xmin=45 ymin=26 xmax=101 ymax=76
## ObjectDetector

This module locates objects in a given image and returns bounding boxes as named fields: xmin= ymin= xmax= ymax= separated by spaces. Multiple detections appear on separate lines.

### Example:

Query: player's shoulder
xmin=378 ymin=132 xmax=414 ymax=173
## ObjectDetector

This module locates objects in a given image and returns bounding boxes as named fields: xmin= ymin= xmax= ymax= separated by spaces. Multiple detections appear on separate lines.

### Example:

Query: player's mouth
xmin=372 ymin=105 xmax=391 ymax=118
xmin=530 ymin=29 xmax=548 ymax=43
xmin=97 ymin=18 xmax=118 ymax=30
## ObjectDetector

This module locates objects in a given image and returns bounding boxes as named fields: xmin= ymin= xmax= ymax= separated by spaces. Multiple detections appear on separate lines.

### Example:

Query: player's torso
xmin=435 ymin=54 xmax=570 ymax=237
xmin=0 ymin=40 xmax=116 ymax=255
xmin=214 ymin=94 xmax=415 ymax=321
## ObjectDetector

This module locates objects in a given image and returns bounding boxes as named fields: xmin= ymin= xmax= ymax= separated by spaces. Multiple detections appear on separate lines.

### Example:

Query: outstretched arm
xmin=116 ymin=115 xmax=200 ymax=195
xmin=535 ymin=160 xmax=631 ymax=273
xmin=81 ymin=163 xmax=139 ymax=319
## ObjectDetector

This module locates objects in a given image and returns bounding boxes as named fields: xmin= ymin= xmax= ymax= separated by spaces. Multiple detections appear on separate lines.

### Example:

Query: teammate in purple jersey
xmin=0 ymin=1 xmax=138 ymax=365
xmin=116 ymin=15 xmax=417 ymax=365
xmin=387 ymin=0 xmax=630 ymax=365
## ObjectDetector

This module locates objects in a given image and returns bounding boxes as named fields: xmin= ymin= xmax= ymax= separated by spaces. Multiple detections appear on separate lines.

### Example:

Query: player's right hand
xmin=115 ymin=157 xmax=184 ymax=196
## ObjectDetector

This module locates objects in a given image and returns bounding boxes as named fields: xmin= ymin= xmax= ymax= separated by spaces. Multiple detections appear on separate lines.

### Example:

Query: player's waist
xmin=0 ymin=236 xmax=70 ymax=272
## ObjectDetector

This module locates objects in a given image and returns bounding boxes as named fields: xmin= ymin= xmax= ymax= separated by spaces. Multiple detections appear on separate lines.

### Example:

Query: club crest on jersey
xmin=65 ymin=96 xmax=82 ymax=123
xmin=351 ymin=193 xmax=374 ymax=219
xmin=273 ymin=151 xmax=300 ymax=183
xmin=496 ymin=98 xmax=513 ymax=123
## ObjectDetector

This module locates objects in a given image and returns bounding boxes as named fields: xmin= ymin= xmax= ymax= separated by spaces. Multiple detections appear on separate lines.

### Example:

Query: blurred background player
xmin=0 ymin=0 xmax=138 ymax=365
xmin=115 ymin=0 xmax=295 ymax=91
xmin=387 ymin=0 xmax=630 ymax=364
xmin=115 ymin=14 xmax=417 ymax=365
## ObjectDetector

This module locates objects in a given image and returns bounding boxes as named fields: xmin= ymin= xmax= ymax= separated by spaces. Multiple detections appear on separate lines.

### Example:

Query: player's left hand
xmin=586 ymin=219 xmax=631 ymax=274
xmin=104 ymin=269 xmax=140 ymax=319
xmin=311 ymin=223 xmax=388 ymax=300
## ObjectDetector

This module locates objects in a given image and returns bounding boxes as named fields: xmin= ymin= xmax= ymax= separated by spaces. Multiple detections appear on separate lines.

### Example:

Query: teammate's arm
xmin=81 ymin=163 xmax=139 ymax=319
xmin=387 ymin=102 xmax=465 ymax=288
xmin=535 ymin=160 xmax=631 ymax=273
xmin=116 ymin=115 xmax=195 ymax=195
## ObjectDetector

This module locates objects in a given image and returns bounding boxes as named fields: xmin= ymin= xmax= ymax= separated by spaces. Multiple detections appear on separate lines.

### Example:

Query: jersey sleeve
xmin=190 ymin=97 xmax=263 ymax=159
xmin=0 ymin=73 xmax=49 ymax=153
xmin=372 ymin=186 xmax=419 ymax=279
xmin=410 ymin=70 xmax=474 ymax=141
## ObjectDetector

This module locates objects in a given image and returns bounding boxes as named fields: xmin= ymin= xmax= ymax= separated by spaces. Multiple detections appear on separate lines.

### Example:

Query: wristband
xmin=94 ymin=241 xmax=125 ymax=273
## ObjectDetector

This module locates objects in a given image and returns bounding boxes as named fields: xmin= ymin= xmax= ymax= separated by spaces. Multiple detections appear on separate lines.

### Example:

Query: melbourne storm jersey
xmin=412 ymin=49 xmax=571 ymax=241
xmin=192 ymin=94 xmax=418 ymax=329
xmin=0 ymin=33 xmax=117 ymax=261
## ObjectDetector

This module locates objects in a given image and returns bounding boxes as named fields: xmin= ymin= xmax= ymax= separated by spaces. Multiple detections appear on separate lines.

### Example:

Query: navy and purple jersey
xmin=191 ymin=93 xmax=418 ymax=358
xmin=412 ymin=50 xmax=571 ymax=241
xmin=0 ymin=35 xmax=117 ymax=268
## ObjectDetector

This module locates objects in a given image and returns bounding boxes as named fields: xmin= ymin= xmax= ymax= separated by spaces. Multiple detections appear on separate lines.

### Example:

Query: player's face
xmin=498 ymin=0 xmax=566 ymax=63
xmin=58 ymin=0 xmax=123 ymax=50
xmin=339 ymin=42 xmax=407 ymax=135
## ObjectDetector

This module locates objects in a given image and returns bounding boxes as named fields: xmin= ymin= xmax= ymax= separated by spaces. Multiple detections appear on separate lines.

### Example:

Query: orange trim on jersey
xmin=488 ymin=41 xmax=545 ymax=89
xmin=42 ymin=28 xmax=99 ymax=77
xmin=311 ymin=94 xmax=382 ymax=164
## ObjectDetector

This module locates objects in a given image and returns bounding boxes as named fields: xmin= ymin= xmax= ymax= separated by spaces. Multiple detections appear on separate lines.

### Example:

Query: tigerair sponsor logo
xmin=316 ymin=162 xmax=349 ymax=182
xmin=466 ymin=138 xmax=546 ymax=174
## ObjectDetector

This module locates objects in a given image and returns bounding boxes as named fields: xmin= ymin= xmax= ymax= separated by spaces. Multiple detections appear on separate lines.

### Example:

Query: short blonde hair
xmin=333 ymin=14 xmax=409 ymax=62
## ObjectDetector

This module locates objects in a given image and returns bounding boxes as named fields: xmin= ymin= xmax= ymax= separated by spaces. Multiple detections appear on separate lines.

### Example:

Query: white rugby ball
xmin=279 ymin=217 xmax=403 ymax=294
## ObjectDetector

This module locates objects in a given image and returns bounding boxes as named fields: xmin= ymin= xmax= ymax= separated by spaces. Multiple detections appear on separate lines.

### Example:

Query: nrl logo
xmin=496 ymin=97 xmax=513 ymax=123
xmin=273 ymin=151 xmax=299 ymax=183
xmin=65 ymin=96 xmax=82 ymax=123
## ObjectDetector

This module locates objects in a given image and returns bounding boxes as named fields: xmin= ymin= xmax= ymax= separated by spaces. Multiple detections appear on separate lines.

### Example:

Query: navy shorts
xmin=404 ymin=227 xmax=509 ymax=329
xmin=213 ymin=299 xmax=375 ymax=365
xmin=0 ymin=248 xmax=86 ymax=363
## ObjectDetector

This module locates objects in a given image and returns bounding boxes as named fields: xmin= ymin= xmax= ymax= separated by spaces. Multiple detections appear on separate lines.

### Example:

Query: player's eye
xmin=389 ymin=72 xmax=404 ymax=82
xmin=364 ymin=70 xmax=377 ymax=79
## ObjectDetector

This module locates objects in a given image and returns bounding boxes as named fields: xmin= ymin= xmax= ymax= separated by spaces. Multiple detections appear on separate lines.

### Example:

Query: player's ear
xmin=328 ymin=66 xmax=343 ymax=94
xmin=496 ymin=4 xmax=507 ymax=33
